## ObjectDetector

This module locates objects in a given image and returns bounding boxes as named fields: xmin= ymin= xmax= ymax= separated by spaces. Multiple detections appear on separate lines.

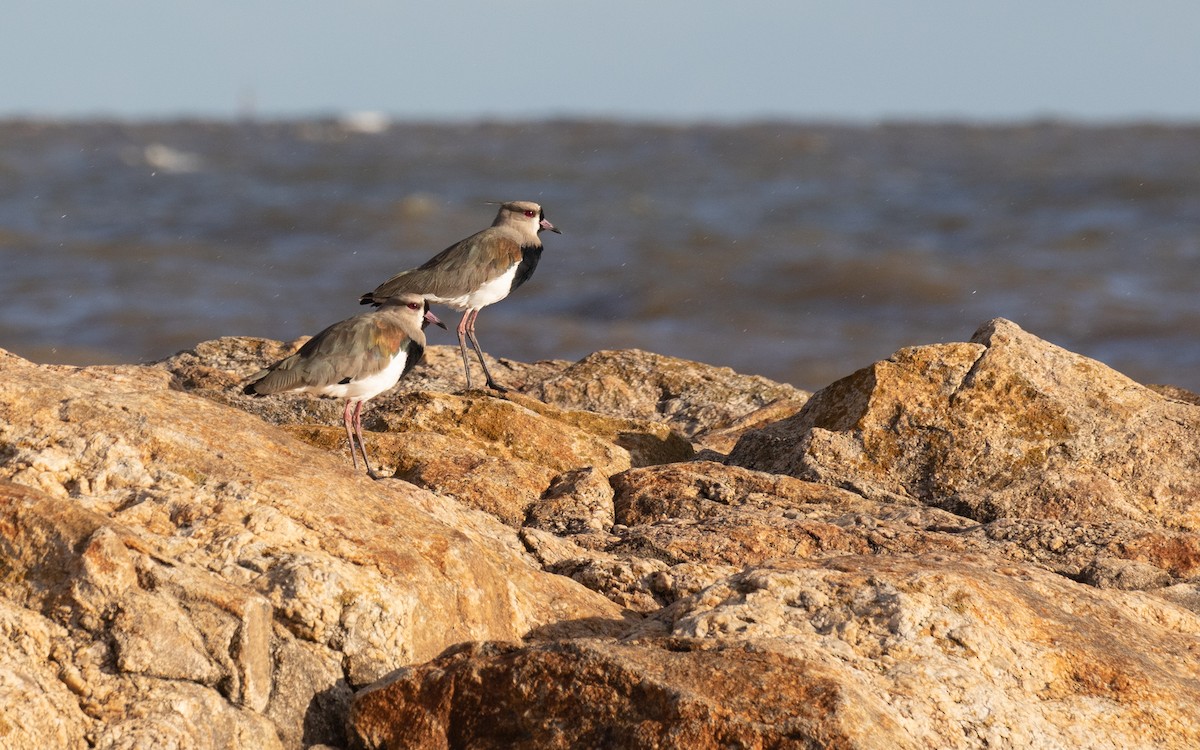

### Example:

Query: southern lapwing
xmin=243 ymin=292 xmax=445 ymax=479
xmin=359 ymin=200 xmax=560 ymax=392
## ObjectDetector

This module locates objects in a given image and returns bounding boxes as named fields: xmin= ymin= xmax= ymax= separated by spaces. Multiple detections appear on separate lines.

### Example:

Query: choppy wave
xmin=1 ymin=119 xmax=1198 ymax=391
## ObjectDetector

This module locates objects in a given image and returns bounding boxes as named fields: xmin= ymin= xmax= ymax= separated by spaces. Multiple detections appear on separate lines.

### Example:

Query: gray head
xmin=378 ymin=292 xmax=446 ymax=330
xmin=491 ymin=201 xmax=561 ymax=235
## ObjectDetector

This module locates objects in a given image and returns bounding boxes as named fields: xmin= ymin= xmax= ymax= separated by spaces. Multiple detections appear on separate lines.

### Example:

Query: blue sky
xmin=6 ymin=1 xmax=1200 ymax=121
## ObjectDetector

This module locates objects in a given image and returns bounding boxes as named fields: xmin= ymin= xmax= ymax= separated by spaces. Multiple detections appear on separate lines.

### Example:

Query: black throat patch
xmin=511 ymin=245 xmax=543 ymax=292
xmin=401 ymin=341 xmax=425 ymax=379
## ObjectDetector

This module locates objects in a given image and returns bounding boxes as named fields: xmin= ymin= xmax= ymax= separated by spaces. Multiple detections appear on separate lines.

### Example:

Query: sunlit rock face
xmin=4 ymin=320 xmax=1200 ymax=749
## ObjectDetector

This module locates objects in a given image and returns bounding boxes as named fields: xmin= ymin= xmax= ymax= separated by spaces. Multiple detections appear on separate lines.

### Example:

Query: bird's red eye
xmin=524 ymin=210 xmax=537 ymax=217
xmin=407 ymin=302 xmax=421 ymax=310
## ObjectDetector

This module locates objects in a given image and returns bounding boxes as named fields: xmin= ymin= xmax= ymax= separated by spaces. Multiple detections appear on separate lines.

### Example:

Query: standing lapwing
xmin=244 ymin=292 xmax=444 ymax=479
xmin=359 ymin=200 xmax=560 ymax=392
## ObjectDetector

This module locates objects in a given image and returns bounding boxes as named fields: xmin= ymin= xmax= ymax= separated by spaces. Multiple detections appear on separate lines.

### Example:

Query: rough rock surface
xmin=5 ymin=319 xmax=1200 ymax=749
xmin=351 ymin=555 xmax=1200 ymax=750
xmin=0 ymin=349 xmax=623 ymax=749
xmin=528 ymin=348 xmax=810 ymax=446
xmin=350 ymin=637 xmax=902 ymax=750
xmin=727 ymin=318 xmax=1200 ymax=529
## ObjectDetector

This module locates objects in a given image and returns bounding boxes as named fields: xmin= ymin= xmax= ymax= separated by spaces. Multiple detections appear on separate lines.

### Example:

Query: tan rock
xmin=264 ymin=633 xmax=353 ymax=750
xmin=160 ymin=339 xmax=770 ymax=462
xmin=0 ymin=347 xmax=622 ymax=748
xmin=553 ymin=458 xmax=1200 ymax=612
xmin=528 ymin=458 xmax=1200 ymax=613
xmin=504 ymin=391 xmax=696 ymax=467
xmin=1147 ymin=382 xmax=1200 ymax=406
xmin=524 ymin=466 xmax=615 ymax=535
xmin=161 ymin=341 xmax=695 ymax=526
xmin=348 ymin=637 xmax=905 ymax=750
xmin=727 ymin=318 xmax=1200 ymax=530
xmin=0 ymin=598 xmax=92 ymax=750
xmin=111 ymin=591 xmax=225 ymax=687
xmin=10 ymin=322 xmax=1200 ymax=749
xmin=372 ymin=391 xmax=631 ymax=475
xmin=612 ymin=483 xmax=874 ymax=569
xmin=692 ymin=396 xmax=810 ymax=453
xmin=530 ymin=348 xmax=810 ymax=441
xmin=975 ymin=518 xmax=1200 ymax=584
xmin=540 ymin=461 xmax=969 ymax=610
xmin=90 ymin=678 xmax=284 ymax=750
xmin=350 ymin=426 xmax=558 ymax=527
xmin=349 ymin=554 xmax=1200 ymax=749
xmin=639 ymin=555 xmax=1200 ymax=749
xmin=517 ymin=335 xmax=1200 ymax=616
xmin=520 ymin=526 xmax=691 ymax=612
xmin=371 ymin=389 xmax=687 ymax=525
xmin=360 ymin=391 xmax=656 ymax=525
xmin=612 ymin=460 xmax=892 ymax=526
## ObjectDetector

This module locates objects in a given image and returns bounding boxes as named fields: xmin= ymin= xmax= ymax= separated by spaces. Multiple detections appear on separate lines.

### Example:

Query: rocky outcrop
xmin=0 ymin=349 xmax=625 ymax=749
xmin=350 ymin=555 xmax=1200 ymax=750
xmin=4 ymin=319 xmax=1200 ymax=749
xmin=528 ymin=348 xmax=810 ymax=450
xmin=727 ymin=318 xmax=1200 ymax=530
xmin=349 ymin=636 xmax=902 ymax=750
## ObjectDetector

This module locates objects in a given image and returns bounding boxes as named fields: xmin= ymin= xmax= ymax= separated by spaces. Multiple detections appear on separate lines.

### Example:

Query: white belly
xmin=429 ymin=264 xmax=518 ymax=312
xmin=301 ymin=349 xmax=409 ymax=402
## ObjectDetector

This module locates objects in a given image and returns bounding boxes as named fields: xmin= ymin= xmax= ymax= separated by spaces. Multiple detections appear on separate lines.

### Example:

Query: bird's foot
xmin=485 ymin=380 xmax=509 ymax=393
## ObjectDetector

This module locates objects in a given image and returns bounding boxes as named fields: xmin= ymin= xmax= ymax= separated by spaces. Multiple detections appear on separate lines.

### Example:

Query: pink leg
xmin=464 ymin=309 xmax=505 ymax=392
xmin=455 ymin=311 xmax=473 ymax=391
xmin=352 ymin=401 xmax=380 ymax=479
xmin=343 ymin=401 xmax=360 ymax=470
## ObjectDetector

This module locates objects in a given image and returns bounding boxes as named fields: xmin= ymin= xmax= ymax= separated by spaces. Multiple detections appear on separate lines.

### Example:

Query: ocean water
xmin=2 ymin=119 xmax=1198 ymax=392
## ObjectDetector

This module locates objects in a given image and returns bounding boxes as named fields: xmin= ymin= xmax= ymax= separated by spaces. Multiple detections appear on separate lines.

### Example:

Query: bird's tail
xmin=242 ymin=368 xmax=271 ymax=396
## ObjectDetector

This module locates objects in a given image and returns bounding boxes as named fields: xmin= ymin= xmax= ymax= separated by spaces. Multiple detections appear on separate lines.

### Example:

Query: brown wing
xmin=361 ymin=227 xmax=525 ymax=303
xmin=244 ymin=313 xmax=409 ymax=394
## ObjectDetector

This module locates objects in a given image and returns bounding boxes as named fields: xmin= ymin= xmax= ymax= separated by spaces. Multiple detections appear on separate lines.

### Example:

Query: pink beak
xmin=540 ymin=218 xmax=561 ymax=234
xmin=424 ymin=309 xmax=447 ymax=330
